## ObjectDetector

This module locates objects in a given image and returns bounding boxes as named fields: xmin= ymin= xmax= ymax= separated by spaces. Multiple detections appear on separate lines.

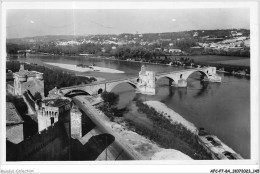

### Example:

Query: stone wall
xmin=6 ymin=122 xmax=69 ymax=161
xmin=71 ymin=108 xmax=82 ymax=139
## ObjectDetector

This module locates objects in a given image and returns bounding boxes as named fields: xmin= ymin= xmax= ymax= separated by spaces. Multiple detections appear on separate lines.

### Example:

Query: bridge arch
xmin=107 ymin=81 xmax=137 ymax=92
xmin=64 ymin=89 xmax=90 ymax=97
xmin=156 ymin=75 xmax=176 ymax=85
xmin=185 ymin=70 xmax=209 ymax=81
xmin=156 ymin=75 xmax=175 ymax=81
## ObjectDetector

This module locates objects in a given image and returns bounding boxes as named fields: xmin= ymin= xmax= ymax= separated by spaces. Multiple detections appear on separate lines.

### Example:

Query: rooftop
xmin=6 ymin=102 xmax=24 ymax=125
xmin=14 ymin=70 xmax=43 ymax=77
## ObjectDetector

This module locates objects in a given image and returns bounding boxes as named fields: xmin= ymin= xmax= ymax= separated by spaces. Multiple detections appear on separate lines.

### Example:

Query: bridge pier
xmin=171 ymin=79 xmax=187 ymax=88
xmin=169 ymin=79 xmax=173 ymax=86
xmin=177 ymin=79 xmax=188 ymax=87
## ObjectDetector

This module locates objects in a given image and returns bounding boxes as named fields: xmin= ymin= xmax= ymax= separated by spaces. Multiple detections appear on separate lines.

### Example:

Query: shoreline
xmin=21 ymin=54 xmax=250 ymax=76
xmin=75 ymin=74 xmax=105 ymax=82
xmin=144 ymin=101 xmax=197 ymax=134
xmin=110 ymin=121 xmax=192 ymax=160
xmin=93 ymin=106 xmax=193 ymax=160
xmin=28 ymin=53 xmax=250 ymax=68
xmin=77 ymin=54 xmax=175 ymax=67
xmin=44 ymin=62 xmax=125 ymax=74
xmin=143 ymin=100 xmax=243 ymax=159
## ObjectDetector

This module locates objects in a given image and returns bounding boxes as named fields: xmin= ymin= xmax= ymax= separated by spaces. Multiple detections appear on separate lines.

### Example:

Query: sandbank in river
xmin=44 ymin=62 xmax=125 ymax=74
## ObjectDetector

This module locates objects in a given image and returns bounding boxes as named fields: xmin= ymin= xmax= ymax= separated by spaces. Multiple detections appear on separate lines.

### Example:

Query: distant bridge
xmin=60 ymin=67 xmax=216 ymax=96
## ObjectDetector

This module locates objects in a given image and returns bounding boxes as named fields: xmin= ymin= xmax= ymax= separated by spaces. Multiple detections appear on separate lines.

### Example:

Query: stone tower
xmin=137 ymin=65 xmax=156 ymax=95
xmin=36 ymin=93 xmax=72 ymax=134
xmin=13 ymin=64 xmax=44 ymax=97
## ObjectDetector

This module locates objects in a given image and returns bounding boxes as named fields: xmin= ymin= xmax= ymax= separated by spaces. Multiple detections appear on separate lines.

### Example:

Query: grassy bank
xmin=97 ymin=91 xmax=212 ymax=160
xmin=124 ymin=99 xmax=212 ymax=160
xmin=96 ymin=91 xmax=128 ymax=121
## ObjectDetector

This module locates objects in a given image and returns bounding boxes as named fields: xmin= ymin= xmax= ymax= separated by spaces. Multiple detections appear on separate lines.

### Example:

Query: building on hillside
xmin=188 ymin=46 xmax=203 ymax=55
xmin=210 ymin=43 xmax=218 ymax=48
xmin=137 ymin=65 xmax=156 ymax=95
xmin=244 ymin=39 xmax=250 ymax=47
xmin=35 ymin=88 xmax=72 ymax=134
xmin=11 ymin=64 xmax=44 ymax=97
xmin=169 ymin=48 xmax=182 ymax=54
xmin=101 ymin=48 xmax=106 ymax=52
xmin=6 ymin=102 xmax=24 ymax=144
xmin=231 ymin=31 xmax=243 ymax=37
xmin=193 ymin=32 xmax=199 ymax=37
xmin=154 ymin=48 xmax=162 ymax=51
xmin=163 ymin=48 xmax=169 ymax=52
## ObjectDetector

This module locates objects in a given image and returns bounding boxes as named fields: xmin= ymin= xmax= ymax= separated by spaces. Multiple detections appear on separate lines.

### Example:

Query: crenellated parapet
xmin=36 ymin=89 xmax=72 ymax=134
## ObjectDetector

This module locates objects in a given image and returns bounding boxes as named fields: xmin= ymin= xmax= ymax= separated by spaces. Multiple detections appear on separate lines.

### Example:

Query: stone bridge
xmin=60 ymin=67 xmax=216 ymax=96
xmin=155 ymin=66 xmax=216 ymax=86
xmin=61 ymin=78 xmax=139 ymax=96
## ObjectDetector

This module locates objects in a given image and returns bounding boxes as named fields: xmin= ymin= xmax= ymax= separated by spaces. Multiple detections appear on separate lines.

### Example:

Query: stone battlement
xmin=36 ymin=87 xmax=72 ymax=133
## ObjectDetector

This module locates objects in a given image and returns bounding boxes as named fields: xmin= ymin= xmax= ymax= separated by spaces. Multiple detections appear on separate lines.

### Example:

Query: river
xmin=9 ymin=54 xmax=250 ymax=159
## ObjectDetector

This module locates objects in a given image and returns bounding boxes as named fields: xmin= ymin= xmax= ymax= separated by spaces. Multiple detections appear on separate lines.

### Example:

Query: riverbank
xmin=94 ymin=94 xmax=193 ymax=160
xmin=142 ymin=100 xmax=245 ymax=160
xmin=132 ymin=99 xmax=212 ymax=159
xmin=144 ymin=101 xmax=197 ymax=133
xmin=97 ymin=93 xmax=212 ymax=159
xmin=75 ymin=74 xmax=105 ymax=82
xmin=78 ymin=54 xmax=251 ymax=76
xmin=25 ymin=53 xmax=250 ymax=77
xmin=44 ymin=62 xmax=125 ymax=74
xmin=110 ymin=121 xmax=192 ymax=160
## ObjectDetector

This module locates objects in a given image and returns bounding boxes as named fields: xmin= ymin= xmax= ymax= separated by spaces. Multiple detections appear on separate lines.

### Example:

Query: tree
xmin=101 ymin=91 xmax=119 ymax=107
xmin=34 ymin=91 xmax=42 ymax=101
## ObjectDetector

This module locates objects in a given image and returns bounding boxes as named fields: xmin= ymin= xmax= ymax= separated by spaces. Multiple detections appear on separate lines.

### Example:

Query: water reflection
xmin=177 ymin=88 xmax=187 ymax=100
xmin=193 ymin=81 xmax=209 ymax=98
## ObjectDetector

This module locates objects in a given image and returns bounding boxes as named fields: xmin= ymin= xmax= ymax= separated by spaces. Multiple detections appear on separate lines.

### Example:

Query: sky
xmin=6 ymin=8 xmax=250 ymax=38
